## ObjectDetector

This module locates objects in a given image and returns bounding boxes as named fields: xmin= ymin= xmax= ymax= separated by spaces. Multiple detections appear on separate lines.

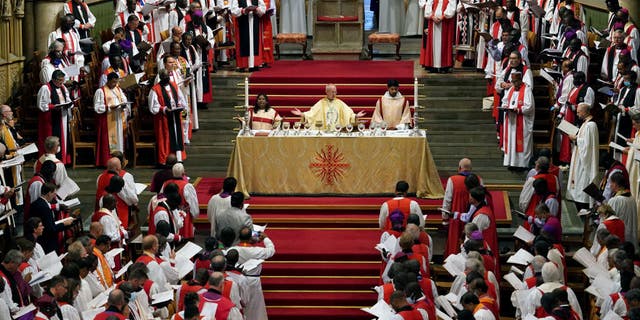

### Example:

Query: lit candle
xmin=245 ymin=77 xmax=249 ymax=107
xmin=414 ymin=77 xmax=418 ymax=108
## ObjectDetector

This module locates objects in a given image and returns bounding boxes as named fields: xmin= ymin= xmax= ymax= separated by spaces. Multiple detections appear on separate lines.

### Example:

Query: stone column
xmin=22 ymin=0 xmax=34 ymax=59
xmin=34 ymin=0 xmax=64 ymax=53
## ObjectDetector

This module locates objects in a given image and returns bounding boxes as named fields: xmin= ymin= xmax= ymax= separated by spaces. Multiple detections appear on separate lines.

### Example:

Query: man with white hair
xmin=160 ymin=163 xmax=199 ymax=239
xmin=292 ymin=84 xmax=367 ymax=131
xmin=521 ymin=262 xmax=583 ymax=319
xmin=567 ymin=102 xmax=599 ymax=211
xmin=450 ymin=256 xmax=499 ymax=300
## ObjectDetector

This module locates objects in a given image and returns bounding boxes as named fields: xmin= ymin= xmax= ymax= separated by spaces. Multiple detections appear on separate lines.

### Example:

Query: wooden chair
xmin=70 ymin=119 xmax=96 ymax=168
xmin=129 ymin=119 xmax=156 ymax=167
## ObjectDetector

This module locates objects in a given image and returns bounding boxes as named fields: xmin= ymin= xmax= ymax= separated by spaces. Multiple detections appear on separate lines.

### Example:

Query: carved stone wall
xmin=0 ymin=0 xmax=25 ymax=103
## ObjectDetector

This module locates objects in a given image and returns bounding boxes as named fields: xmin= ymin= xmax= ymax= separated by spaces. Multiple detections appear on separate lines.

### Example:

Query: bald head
xmin=459 ymin=158 xmax=472 ymax=172
xmin=210 ymin=255 xmax=226 ymax=272
xmin=106 ymin=157 xmax=121 ymax=172
xmin=108 ymin=289 xmax=126 ymax=308
xmin=405 ymin=224 xmax=420 ymax=240
xmin=90 ymin=222 xmax=103 ymax=238
xmin=142 ymin=235 xmax=158 ymax=251
xmin=208 ymin=271 xmax=225 ymax=290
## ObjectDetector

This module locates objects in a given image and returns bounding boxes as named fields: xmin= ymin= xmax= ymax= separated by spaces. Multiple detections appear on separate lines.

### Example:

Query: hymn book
xmin=0 ymin=155 xmax=24 ymax=168
xmin=573 ymin=247 xmax=597 ymax=268
xmin=443 ymin=253 xmax=466 ymax=276
xmin=152 ymin=290 xmax=174 ymax=305
xmin=361 ymin=300 xmax=396 ymax=319
xmin=115 ymin=261 xmax=133 ymax=279
xmin=436 ymin=296 xmax=457 ymax=317
xmin=176 ymin=256 xmax=195 ymax=279
xmin=513 ymin=226 xmax=535 ymax=243
xmin=12 ymin=304 xmax=36 ymax=319
xmin=609 ymin=142 xmax=627 ymax=152
xmin=507 ymin=249 xmax=535 ymax=265
xmin=176 ymin=241 xmax=203 ymax=260
xmin=57 ymin=178 xmax=80 ymax=200
xmin=557 ymin=120 xmax=579 ymax=136
xmin=510 ymin=266 xmax=524 ymax=275
xmin=504 ymin=272 xmax=526 ymax=290
xmin=37 ymin=251 xmax=64 ymax=276
xmin=253 ymin=224 xmax=267 ymax=233
xmin=375 ymin=235 xmax=399 ymax=256
xmin=16 ymin=143 xmax=38 ymax=156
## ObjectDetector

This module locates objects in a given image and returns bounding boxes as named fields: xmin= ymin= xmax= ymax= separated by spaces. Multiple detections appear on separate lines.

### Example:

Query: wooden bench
xmin=275 ymin=33 xmax=309 ymax=60
xmin=367 ymin=32 xmax=401 ymax=61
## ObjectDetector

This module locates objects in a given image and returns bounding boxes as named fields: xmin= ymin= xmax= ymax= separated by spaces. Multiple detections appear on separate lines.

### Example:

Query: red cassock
xmin=38 ymin=82 xmax=72 ymax=165
xmin=198 ymin=290 xmax=236 ymax=320
xmin=260 ymin=0 xmax=274 ymax=65
xmin=445 ymin=174 xmax=471 ymax=256
xmin=95 ymin=170 xmax=131 ymax=228
xmin=233 ymin=0 xmax=263 ymax=69
xmin=473 ymin=202 xmax=499 ymax=275
xmin=162 ymin=178 xmax=195 ymax=239
xmin=524 ymin=172 xmax=559 ymax=230
xmin=151 ymin=83 xmax=187 ymax=165
xmin=420 ymin=0 xmax=455 ymax=68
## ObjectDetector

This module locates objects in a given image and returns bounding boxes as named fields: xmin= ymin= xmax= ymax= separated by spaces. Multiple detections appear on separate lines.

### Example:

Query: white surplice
xmin=566 ymin=119 xmax=599 ymax=205
xmin=608 ymin=192 xmax=638 ymax=251
xmin=280 ymin=0 xmax=306 ymax=34
xmin=379 ymin=0 xmax=406 ymax=34
xmin=501 ymin=85 xmax=534 ymax=168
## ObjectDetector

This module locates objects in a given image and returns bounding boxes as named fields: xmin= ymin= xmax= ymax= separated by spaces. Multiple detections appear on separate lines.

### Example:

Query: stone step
xmin=424 ymin=110 xmax=493 ymax=120
xmin=423 ymin=122 xmax=496 ymax=131
xmin=423 ymin=87 xmax=487 ymax=97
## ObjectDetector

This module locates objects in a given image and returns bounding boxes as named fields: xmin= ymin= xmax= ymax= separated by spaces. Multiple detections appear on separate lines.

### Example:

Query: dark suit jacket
xmin=30 ymin=197 xmax=64 ymax=254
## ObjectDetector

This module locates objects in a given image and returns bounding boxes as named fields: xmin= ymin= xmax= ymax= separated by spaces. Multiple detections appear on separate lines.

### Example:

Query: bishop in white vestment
xmin=501 ymin=72 xmax=534 ymax=168
xmin=566 ymin=103 xmax=599 ymax=207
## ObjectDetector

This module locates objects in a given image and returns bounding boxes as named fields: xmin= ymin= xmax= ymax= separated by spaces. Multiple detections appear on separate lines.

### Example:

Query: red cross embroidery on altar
xmin=309 ymin=144 xmax=350 ymax=185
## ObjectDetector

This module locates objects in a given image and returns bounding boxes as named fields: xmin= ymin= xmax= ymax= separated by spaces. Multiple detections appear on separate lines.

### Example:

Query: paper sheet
xmin=62 ymin=64 xmax=80 ymax=78
xmin=511 ymin=265 xmax=524 ymax=275
xmin=37 ymin=251 xmax=63 ymax=276
xmin=504 ymin=272 xmax=526 ymax=290
xmin=507 ymin=248 xmax=535 ymax=265
xmin=29 ymin=270 xmax=53 ymax=286
xmin=609 ymin=142 xmax=627 ymax=152
xmin=253 ymin=224 xmax=267 ymax=233
xmin=360 ymin=299 xmax=396 ymax=319
xmin=55 ymin=216 xmax=74 ymax=225
xmin=152 ymin=290 xmax=175 ymax=304
xmin=176 ymin=241 xmax=203 ymax=260
xmin=12 ymin=304 xmax=37 ymax=319
xmin=436 ymin=308 xmax=453 ymax=320
xmin=573 ymin=247 xmax=597 ymax=268
xmin=60 ymin=197 xmax=81 ymax=208
xmin=57 ymin=178 xmax=80 ymax=200
xmin=436 ymin=295 xmax=457 ymax=317
xmin=115 ymin=261 xmax=133 ymax=279
xmin=135 ymin=183 xmax=148 ymax=195
xmin=89 ymin=291 xmax=109 ymax=308
xmin=603 ymin=310 xmax=624 ymax=320
xmin=176 ymin=257 xmax=195 ymax=279
xmin=16 ymin=143 xmax=38 ymax=156
xmin=0 ymin=155 xmax=25 ymax=168
xmin=513 ymin=226 xmax=535 ymax=243
xmin=105 ymin=247 xmax=124 ymax=260
xmin=130 ymin=234 xmax=143 ymax=244
xmin=557 ymin=120 xmax=579 ymax=136
xmin=442 ymin=254 xmax=466 ymax=276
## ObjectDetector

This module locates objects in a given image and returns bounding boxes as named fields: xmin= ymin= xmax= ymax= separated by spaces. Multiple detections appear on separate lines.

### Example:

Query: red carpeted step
xmin=262 ymin=276 xmax=378 ymax=291
xmin=262 ymin=261 xmax=380 ymax=277
xmin=249 ymin=84 xmax=415 ymax=95
xmin=249 ymin=60 xmax=414 ymax=84
xmin=251 ymin=96 xmax=386 ymax=107
xmin=264 ymin=228 xmax=381 ymax=261
xmin=267 ymin=306 xmax=371 ymax=320
xmin=263 ymin=290 xmax=377 ymax=307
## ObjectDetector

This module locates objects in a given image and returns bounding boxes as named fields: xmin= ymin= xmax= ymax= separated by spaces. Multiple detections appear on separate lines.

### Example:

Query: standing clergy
xmin=94 ymin=72 xmax=130 ymax=167
xmin=231 ymin=0 xmax=266 ymax=71
xmin=403 ymin=0 xmax=422 ymax=36
xmin=626 ymin=114 xmax=640 ymax=203
xmin=279 ymin=0 xmax=306 ymax=34
xmin=48 ymin=14 xmax=84 ymax=66
xmin=36 ymin=70 xmax=74 ymax=165
xmin=419 ymin=0 xmax=456 ymax=72
xmin=567 ymin=103 xmax=599 ymax=211
xmin=148 ymin=69 xmax=188 ymax=165
xmin=607 ymin=172 xmax=638 ymax=251
xmin=379 ymin=0 xmax=406 ymax=34
xmin=63 ymin=0 xmax=96 ymax=53
xmin=0 ymin=105 xmax=24 ymax=207
xmin=501 ymin=71 xmax=534 ymax=169
xmin=371 ymin=79 xmax=412 ymax=130
xmin=442 ymin=158 xmax=477 ymax=256
xmin=292 ymin=84 xmax=366 ymax=130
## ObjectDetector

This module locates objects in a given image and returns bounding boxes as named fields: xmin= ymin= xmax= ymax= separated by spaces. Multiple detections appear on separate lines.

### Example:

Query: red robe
xmin=260 ymin=0 xmax=274 ymax=65
xmin=151 ymin=82 xmax=187 ymax=165
xmin=233 ymin=0 xmax=263 ymax=69
xmin=162 ymin=178 xmax=194 ymax=239
xmin=38 ymin=83 xmax=71 ymax=164
xmin=445 ymin=174 xmax=471 ymax=256
xmin=420 ymin=0 xmax=455 ymax=68
xmin=473 ymin=203 xmax=499 ymax=276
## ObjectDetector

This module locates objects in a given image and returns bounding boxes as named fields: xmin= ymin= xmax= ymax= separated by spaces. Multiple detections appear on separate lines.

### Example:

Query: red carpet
xmin=249 ymin=60 xmax=415 ymax=83
xmin=194 ymin=177 xmax=512 ymax=226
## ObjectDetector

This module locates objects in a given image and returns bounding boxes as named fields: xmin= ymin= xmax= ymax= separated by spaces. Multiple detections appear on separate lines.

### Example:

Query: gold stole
xmin=103 ymin=86 xmax=126 ymax=151
xmin=0 ymin=123 xmax=18 ymax=183
xmin=94 ymin=245 xmax=114 ymax=288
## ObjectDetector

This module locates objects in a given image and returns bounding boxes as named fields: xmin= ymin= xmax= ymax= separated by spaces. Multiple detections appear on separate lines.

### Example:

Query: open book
xmin=513 ymin=226 xmax=535 ymax=243
xmin=557 ymin=120 xmax=579 ymax=136
xmin=573 ymin=247 xmax=597 ymax=268
xmin=507 ymin=248 xmax=535 ymax=265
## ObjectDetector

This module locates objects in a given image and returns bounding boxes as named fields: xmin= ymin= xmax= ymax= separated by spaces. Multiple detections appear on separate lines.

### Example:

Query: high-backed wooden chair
xmin=70 ymin=119 xmax=96 ymax=168
xmin=129 ymin=118 xmax=156 ymax=167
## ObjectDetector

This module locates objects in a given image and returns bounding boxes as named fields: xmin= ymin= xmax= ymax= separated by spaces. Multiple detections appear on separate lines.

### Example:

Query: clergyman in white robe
xmin=608 ymin=191 xmax=638 ymax=251
xmin=379 ymin=0 xmax=406 ymax=34
xmin=280 ymin=0 xmax=306 ymax=34
xmin=501 ymin=78 xmax=534 ymax=168
xmin=566 ymin=105 xmax=599 ymax=207
xmin=403 ymin=0 xmax=423 ymax=36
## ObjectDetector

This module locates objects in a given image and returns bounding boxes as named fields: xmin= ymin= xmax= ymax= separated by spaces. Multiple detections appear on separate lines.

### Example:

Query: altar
xmin=227 ymin=130 xmax=444 ymax=199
